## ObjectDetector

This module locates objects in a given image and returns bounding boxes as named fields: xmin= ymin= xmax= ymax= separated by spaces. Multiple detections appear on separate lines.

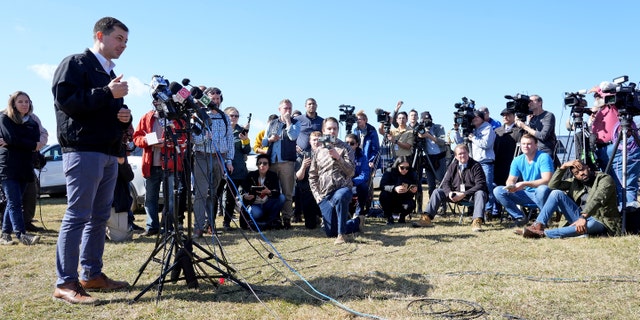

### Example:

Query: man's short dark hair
xmin=94 ymin=17 xmax=128 ymax=36
xmin=521 ymin=133 xmax=538 ymax=144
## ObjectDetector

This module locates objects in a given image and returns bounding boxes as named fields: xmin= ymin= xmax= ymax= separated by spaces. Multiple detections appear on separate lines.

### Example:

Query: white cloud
xmin=126 ymin=76 xmax=149 ymax=97
xmin=28 ymin=64 xmax=57 ymax=81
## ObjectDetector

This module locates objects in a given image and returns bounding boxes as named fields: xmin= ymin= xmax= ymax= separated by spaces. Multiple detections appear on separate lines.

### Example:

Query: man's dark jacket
xmin=52 ymin=49 xmax=130 ymax=156
xmin=441 ymin=157 xmax=487 ymax=197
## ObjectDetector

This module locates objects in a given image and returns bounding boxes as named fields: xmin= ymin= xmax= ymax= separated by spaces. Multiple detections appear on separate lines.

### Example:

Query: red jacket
xmin=133 ymin=110 xmax=187 ymax=178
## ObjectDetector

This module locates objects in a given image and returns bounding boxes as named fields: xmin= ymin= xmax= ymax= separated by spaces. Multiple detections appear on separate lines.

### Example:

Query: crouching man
xmin=413 ymin=144 xmax=488 ymax=231
xmin=309 ymin=117 xmax=364 ymax=245
xmin=520 ymin=159 xmax=621 ymax=238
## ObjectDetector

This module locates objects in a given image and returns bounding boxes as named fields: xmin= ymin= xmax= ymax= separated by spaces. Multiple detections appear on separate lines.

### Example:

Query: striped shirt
xmin=192 ymin=110 xmax=234 ymax=161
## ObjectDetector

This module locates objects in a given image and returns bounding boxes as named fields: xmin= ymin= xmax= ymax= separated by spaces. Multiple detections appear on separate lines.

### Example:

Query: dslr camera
xmin=318 ymin=134 xmax=336 ymax=148
xmin=504 ymin=93 xmax=532 ymax=121
xmin=453 ymin=97 xmax=476 ymax=136
xmin=602 ymin=75 xmax=640 ymax=115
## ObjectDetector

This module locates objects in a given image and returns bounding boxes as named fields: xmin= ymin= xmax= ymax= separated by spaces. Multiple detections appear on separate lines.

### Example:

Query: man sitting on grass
xmin=519 ymin=159 xmax=621 ymax=238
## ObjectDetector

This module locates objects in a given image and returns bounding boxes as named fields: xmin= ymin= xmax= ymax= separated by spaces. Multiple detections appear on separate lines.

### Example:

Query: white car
xmin=37 ymin=144 xmax=66 ymax=197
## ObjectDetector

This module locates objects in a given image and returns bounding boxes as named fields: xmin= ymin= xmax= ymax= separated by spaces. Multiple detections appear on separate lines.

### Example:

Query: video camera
xmin=564 ymin=90 xmax=590 ymax=129
xmin=413 ymin=111 xmax=433 ymax=136
xmin=504 ymin=93 xmax=532 ymax=121
xmin=338 ymin=104 xmax=357 ymax=134
xmin=602 ymin=75 xmax=640 ymax=116
xmin=375 ymin=108 xmax=392 ymax=134
xmin=453 ymin=97 xmax=476 ymax=136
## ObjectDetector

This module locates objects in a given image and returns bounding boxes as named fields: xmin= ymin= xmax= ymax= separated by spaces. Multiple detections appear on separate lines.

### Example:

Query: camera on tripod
xmin=413 ymin=112 xmax=433 ymax=136
xmin=338 ymin=104 xmax=357 ymax=133
xmin=504 ymin=93 xmax=531 ymax=121
xmin=453 ymin=97 xmax=476 ymax=136
xmin=602 ymin=75 xmax=640 ymax=115
xmin=375 ymin=108 xmax=392 ymax=134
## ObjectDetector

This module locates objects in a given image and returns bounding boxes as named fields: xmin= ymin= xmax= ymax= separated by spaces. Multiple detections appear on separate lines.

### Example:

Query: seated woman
xmin=345 ymin=134 xmax=371 ymax=217
xmin=240 ymin=154 xmax=285 ymax=230
xmin=379 ymin=156 xmax=419 ymax=224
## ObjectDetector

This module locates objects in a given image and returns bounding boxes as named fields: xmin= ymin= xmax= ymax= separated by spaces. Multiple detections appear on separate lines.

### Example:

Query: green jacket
xmin=549 ymin=168 xmax=621 ymax=236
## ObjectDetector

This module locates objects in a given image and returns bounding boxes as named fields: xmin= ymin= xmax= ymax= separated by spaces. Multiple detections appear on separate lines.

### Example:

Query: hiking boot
xmin=523 ymin=222 xmax=545 ymax=238
xmin=53 ymin=281 xmax=97 ymax=305
xmin=18 ymin=233 xmax=40 ymax=245
xmin=471 ymin=218 xmax=483 ymax=232
xmin=334 ymin=234 xmax=346 ymax=245
xmin=0 ymin=233 xmax=15 ymax=245
xmin=412 ymin=214 xmax=433 ymax=228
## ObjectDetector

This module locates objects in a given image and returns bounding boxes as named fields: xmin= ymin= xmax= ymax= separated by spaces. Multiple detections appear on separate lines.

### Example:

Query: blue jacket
xmin=353 ymin=123 xmax=380 ymax=166
xmin=352 ymin=148 xmax=370 ymax=187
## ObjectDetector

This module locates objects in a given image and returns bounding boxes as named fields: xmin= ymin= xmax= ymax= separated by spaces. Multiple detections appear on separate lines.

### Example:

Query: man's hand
xmin=449 ymin=192 xmax=465 ymax=202
xmin=395 ymin=100 xmax=403 ymax=112
xmin=226 ymin=163 xmax=234 ymax=174
xmin=302 ymin=156 xmax=312 ymax=169
xmin=268 ymin=134 xmax=281 ymax=143
xmin=282 ymin=112 xmax=291 ymax=125
xmin=571 ymin=215 xmax=588 ymax=234
xmin=108 ymin=74 xmax=129 ymax=99
xmin=328 ymin=148 xmax=340 ymax=160
xmin=560 ymin=159 xmax=580 ymax=170
xmin=117 ymin=107 xmax=131 ymax=123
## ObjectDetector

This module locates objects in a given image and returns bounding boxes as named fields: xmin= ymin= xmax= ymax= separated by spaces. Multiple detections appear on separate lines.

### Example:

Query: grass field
xmin=0 ymin=196 xmax=639 ymax=320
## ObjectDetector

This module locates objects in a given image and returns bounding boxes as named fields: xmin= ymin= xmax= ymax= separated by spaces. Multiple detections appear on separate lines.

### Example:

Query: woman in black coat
xmin=379 ymin=156 xmax=419 ymax=224
xmin=240 ymin=154 xmax=285 ymax=230
xmin=0 ymin=91 xmax=41 ymax=245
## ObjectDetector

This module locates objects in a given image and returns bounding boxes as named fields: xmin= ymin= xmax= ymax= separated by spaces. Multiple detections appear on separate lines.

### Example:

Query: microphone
xmin=150 ymin=75 xmax=179 ymax=119
xmin=169 ymin=81 xmax=199 ymax=111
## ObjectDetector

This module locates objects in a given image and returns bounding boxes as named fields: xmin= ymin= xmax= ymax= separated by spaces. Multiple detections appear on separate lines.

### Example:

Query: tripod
xmin=603 ymin=111 xmax=640 ymax=234
xmin=130 ymin=115 xmax=248 ymax=303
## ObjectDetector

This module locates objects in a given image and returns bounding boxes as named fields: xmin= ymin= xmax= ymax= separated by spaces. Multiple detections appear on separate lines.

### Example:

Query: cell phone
xmin=241 ymin=128 xmax=249 ymax=135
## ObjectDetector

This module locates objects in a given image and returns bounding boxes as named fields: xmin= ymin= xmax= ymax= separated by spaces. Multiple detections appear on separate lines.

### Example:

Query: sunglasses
xmin=347 ymin=141 xmax=357 ymax=146
xmin=399 ymin=165 xmax=410 ymax=170
xmin=229 ymin=114 xmax=239 ymax=118
xmin=257 ymin=161 xmax=269 ymax=166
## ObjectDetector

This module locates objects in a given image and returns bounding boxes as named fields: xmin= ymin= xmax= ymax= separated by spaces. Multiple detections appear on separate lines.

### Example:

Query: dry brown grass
xmin=0 ymin=197 xmax=639 ymax=320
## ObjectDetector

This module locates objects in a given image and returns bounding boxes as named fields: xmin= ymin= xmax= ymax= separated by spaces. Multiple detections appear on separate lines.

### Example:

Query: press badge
xmin=460 ymin=184 xmax=466 ymax=192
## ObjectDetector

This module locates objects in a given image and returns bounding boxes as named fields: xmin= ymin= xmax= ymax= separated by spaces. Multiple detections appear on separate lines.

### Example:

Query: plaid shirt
xmin=192 ymin=111 xmax=234 ymax=161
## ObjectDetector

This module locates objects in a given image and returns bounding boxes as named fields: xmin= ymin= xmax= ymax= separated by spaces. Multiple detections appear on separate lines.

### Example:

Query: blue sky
xmin=2 ymin=0 xmax=639 ymax=143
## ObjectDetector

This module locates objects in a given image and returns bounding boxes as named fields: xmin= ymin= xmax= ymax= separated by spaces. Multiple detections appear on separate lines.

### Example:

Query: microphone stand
xmin=130 ymin=112 xmax=249 ymax=304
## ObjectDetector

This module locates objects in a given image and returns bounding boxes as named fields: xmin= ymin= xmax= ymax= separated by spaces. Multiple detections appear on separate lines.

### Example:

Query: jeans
xmin=493 ymin=185 xmax=551 ymax=220
xmin=144 ymin=166 xmax=174 ymax=232
xmin=318 ymin=187 xmax=360 ymax=237
xmin=353 ymin=183 xmax=369 ymax=217
xmin=193 ymin=153 xmax=223 ymax=231
xmin=596 ymin=143 xmax=640 ymax=205
xmin=1 ymin=179 xmax=27 ymax=236
xmin=536 ymin=190 xmax=608 ymax=238
xmin=247 ymin=194 xmax=285 ymax=225
xmin=425 ymin=189 xmax=487 ymax=219
xmin=480 ymin=162 xmax=495 ymax=212
xmin=56 ymin=152 xmax=118 ymax=286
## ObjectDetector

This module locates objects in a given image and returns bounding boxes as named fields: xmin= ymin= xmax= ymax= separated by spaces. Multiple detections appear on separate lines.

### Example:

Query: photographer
xmin=417 ymin=112 xmax=448 ymax=196
xmin=380 ymin=111 xmax=413 ymax=158
xmin=478 ymin=106 xmax=501 ymax=130
xmin=493 ymin=108 xmax=523 ymax=217
xmin=589 ymin=82 xmax=640 ymax=207
xmin=514 ymin=95 xmax=558 ymax=164
xmin=468 ymin=110 xmax=496 ymax=216
xmin=308 ymin=117 xmax=363 ymax=245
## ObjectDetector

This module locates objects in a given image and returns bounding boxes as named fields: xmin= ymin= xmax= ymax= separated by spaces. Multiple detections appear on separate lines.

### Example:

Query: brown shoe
xmin=523 ymin=222 xmax=545 ymax=239
xmin=412 ymin=214 xmax=433 ymax=228
xmin=80 ymin=273 xmax=129 ymax=291
xmin=53 ymin=281 xmax=97 ymax=305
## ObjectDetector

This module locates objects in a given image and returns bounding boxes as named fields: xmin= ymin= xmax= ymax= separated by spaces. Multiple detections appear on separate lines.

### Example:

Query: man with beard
xmin=520 ymin=159 xmax=621 ymax=239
